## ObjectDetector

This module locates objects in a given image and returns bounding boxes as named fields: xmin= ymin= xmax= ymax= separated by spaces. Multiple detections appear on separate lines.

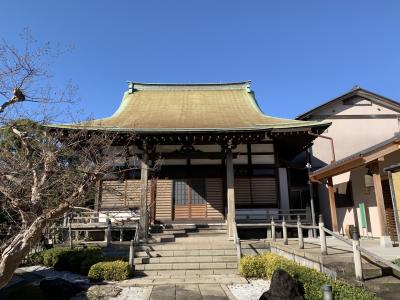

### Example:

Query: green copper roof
xmin=49 ymin=81 xmax=330 ymax=133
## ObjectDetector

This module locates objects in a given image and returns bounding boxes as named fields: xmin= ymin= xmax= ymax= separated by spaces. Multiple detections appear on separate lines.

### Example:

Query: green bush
xmin=40 ymin=247 xmax=103 ymax=275
xmin=393 ymin=258 xmax=400 ymax=267
xmin=29 ymin=252 xmax=44 ymax=265
xmin=88 ymin=260 xmax=131 ymax=282
xmin=240 ymin=253 xmax=378 ymax=300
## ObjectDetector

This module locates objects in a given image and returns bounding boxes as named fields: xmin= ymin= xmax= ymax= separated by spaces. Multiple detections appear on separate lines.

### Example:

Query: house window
xmin=173 ymin=179 xmax=206 ymax=205
xmin=334 ymin=181 xmax=354 ymax=208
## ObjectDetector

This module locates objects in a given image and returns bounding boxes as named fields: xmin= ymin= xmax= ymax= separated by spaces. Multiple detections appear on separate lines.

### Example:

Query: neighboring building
xmin=56 ymin=81 xmax=329 ymax=238
xmin=297 ymin=87 xmax=400 ymax=245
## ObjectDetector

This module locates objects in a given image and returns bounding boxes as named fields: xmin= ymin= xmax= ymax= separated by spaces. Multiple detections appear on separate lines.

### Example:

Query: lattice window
xmin=190 ymin=179 xmax=206 ymax=205
xmin=173 ymin=179 xmax=206 ymax=205
xmin=174 ymin=180 xmax=188 ymax=205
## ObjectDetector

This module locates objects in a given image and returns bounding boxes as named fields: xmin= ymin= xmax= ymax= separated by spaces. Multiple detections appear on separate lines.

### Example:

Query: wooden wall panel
xmin=251 ymin=177 xmax=277 ymax=205
xmin=206 ymin=178 xmax=224 ymax=219
xmin=155 ymin=179 xmax=173 ymax=221
xmin=382 ymin=179 xmax=397 ymax=241
xmin=234 ymin=178 xmax=252 ymax=205
xmin=233 ymin=177 xmax=277 ymax=206
xmin=190 ymin=205 xmax=207 ymax=219
xmin=101 ymin=181 xmax=126 ymax=209
xmin=101 ymin=180 xmax=151 ymax=209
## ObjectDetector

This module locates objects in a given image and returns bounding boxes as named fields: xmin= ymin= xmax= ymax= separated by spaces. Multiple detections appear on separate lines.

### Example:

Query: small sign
xmin=359 ymin=203 xmax=367 ymax=229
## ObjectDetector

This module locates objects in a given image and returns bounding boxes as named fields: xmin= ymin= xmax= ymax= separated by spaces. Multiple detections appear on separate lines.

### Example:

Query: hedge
xmin=393 ymin=258 xmax=400 ymax=267
xmin=88 ymin=260 xmax=131 ymax=282
xmin=240 ymin=253 xmax=378 ymax=300
xmin=39 ymin=247 xmax=103 ymax=275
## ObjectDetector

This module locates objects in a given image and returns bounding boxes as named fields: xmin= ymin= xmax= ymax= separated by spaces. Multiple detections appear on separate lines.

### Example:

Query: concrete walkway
xmin=118 ymin=274 xmax=246 ymax=299
xmin=4 ymin=267 xmax=244 ymax=300
xmin=148 ymin=284 xmax=230 ymax=300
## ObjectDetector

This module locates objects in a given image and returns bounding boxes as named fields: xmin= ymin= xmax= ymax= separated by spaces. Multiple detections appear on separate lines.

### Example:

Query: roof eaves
xmin=296 ymin=87 xmax=400 ymax=120
xmin=310 ymin=134 xmax=400 ymax=180
xmin=45 ymin=120 xmax=329 ymax=134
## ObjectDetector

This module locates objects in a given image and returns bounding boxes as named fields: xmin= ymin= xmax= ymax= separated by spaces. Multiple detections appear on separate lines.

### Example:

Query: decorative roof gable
xmin=296 ymin=87 xmax=400 ymax=120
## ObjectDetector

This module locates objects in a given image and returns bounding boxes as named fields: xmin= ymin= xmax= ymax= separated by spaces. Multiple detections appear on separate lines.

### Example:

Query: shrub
xmin=393 ymin=258 xmax=400 ymax=267
xmin=40 ymin=247 xmax=103 ymax=275
xmin=88 ymin=260 xmax=131 ymax=282
xmin=240 ymin=253 xmax=378 ymax=300
xmin=29 ymin=251 xmax=44 ymax=265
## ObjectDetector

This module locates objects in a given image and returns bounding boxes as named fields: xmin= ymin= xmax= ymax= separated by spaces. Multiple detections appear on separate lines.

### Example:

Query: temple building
xmin=55 ymin=81 xmax=329 ymax=238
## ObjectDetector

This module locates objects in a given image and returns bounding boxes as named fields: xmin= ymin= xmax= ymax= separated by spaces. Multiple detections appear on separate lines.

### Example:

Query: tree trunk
xmin=0 ymin=202 xmax=69 ymax=289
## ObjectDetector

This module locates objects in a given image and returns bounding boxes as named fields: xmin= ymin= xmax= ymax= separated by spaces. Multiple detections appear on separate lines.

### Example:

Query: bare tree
xmin=0 ymin=30 xmax=131 ymax=288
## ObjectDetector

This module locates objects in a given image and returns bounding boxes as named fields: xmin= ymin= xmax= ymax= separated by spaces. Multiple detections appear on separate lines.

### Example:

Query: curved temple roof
xmin=52 ymin=81 xmax=329 ymax=133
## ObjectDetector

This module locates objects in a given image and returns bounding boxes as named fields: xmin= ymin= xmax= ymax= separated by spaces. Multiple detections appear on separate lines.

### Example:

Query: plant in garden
xmin=240 ymin=253 xmax=378 ymax=300
xmin=0 ymin=30 xmax=137 ymax=288
xmin=88 ymin=260 xmax=131 ymax=281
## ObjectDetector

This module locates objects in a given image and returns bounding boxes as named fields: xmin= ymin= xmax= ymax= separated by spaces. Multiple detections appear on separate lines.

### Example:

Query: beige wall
xmin=310 ymin=100 xmax=399 ymax=166
xmin=335 ymin=151 xmax=400 ymax=237
xmin=309 ymin=97 xmax=400 ymax=235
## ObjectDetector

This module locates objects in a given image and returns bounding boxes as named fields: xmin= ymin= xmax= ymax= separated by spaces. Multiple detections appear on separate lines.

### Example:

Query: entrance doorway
xmin=382 ymin=179 xmax=397 ymax=242
xmin=173 ymin=179 xmax=207 ymax=219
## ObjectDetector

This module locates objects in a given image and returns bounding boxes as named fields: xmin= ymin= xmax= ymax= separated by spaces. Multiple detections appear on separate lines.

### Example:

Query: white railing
xmin=243 ymin=214 xmax=400 ymax=282
xmin=236 ymin=207 xmax=312 ymax=224
xmin=232 ymin=221 xmax=242 ymax=266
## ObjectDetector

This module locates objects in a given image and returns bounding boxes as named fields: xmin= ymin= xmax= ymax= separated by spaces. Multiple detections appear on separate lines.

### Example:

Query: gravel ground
xmin=228 ymin=279 xmax=270 ymax=300
xmin=111 ymin=286 xmax=151 ymax=300
xmin=17 ymin=265 xmax=89 ymax=284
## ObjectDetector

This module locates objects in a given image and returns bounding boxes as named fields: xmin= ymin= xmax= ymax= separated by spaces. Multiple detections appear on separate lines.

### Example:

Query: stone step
xmin=134 ymin=269 xmax=239 ymax=277
xmin=184 ymin=232 xmax=227 ymax=237
xmin=134 ymin=262 xmax=238 ymax=271
xmin=149 ymin=234 xmax=176 ymax=243
xmin=134 ymin=255 xmax=238 ymax=264
xmin=161 ymin=229 xmax=188 ymax=235
xmin=363 ymin=276 xmax=400 ymax=300
xmin=135 ymin=248 xmax=237 ymax=257
xmin=325 ymin=261 xmax=392 ymax=281
xmin=135 ymin=242 xmax=236 ymax=251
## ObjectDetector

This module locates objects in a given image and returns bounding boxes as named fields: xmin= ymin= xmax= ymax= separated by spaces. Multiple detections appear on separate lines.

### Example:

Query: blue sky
xmin=1 ymin=1 xmax=400 ymax=121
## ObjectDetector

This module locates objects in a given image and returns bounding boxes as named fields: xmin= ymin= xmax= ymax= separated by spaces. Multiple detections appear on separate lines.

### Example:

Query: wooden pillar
xmin=226 ymin=149 xmax=236 ymax=239
xmin=371 ymin=162 xmax=389 ymax=237
xmin=327 ymin=177 xmax=338 ymax=233
xmin=138 ymin=146 xmax=149 ymax=241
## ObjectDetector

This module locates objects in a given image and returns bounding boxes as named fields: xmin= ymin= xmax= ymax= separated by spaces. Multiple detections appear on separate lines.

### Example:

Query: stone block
xmin=199 ymin=263 xmax=226 ymax=269
xmin=173 ymin=263 xmax=200 ymax=270
xmin=144 ymin=263 xmax=172 ymax=270
xmin=212 ymin=256 xmax=237 ymax=262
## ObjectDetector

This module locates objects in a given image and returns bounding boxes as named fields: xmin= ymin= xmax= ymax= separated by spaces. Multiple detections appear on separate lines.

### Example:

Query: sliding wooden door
xmin=173 ymin=179 xmax=207 ymax=219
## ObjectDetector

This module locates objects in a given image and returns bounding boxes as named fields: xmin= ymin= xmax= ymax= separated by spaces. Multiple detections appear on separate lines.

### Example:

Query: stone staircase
xmin=134 ymin=224 xmax=238 ymax=276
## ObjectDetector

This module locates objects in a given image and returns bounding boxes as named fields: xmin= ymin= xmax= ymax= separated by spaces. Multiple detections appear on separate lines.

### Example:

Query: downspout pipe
xmin=308 ymin=131 xmax=336 ymax=163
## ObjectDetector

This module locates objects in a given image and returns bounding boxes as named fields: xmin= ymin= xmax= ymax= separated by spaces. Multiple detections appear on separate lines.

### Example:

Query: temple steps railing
xmin=236 ymin=214 xmax=400 ymax=282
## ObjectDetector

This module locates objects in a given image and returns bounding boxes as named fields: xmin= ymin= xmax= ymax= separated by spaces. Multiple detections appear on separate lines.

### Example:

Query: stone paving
xmin=119 ymin=274 xmax=247 ymax=286
xmin=148 ymin=284 xmax=230 ymax=300
xmin=118 ymin=274 xmax=247 ymax=299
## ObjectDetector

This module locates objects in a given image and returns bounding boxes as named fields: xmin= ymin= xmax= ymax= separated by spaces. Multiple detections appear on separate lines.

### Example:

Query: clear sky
xmin=1 ymin=1 xmax=400 ymax=121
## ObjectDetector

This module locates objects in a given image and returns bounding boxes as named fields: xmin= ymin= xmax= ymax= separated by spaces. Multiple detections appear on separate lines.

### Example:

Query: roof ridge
xmin=128 ymin=81 xmax=251 ymax=92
